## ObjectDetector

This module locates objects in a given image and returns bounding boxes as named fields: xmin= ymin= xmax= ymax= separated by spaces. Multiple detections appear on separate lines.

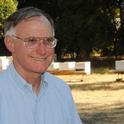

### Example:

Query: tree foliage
xmin=0 ymin=0 xmax=18 ymax=56
xmin=0 ymin=0 xmax=18 ymax=36
xmin=7 ymin=0 xmax=123 ymax=59
xmin=55 ymin=0 xmax=118 ymax=59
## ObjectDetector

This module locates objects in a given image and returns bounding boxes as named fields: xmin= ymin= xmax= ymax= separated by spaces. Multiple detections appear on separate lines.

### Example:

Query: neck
xmin=27 ymin=76 xmax=41 ymax=95
xmin=13 ymin=62 xmax=42 ymax=94
xmin=22 ymin=72 xmax=42 ymax=94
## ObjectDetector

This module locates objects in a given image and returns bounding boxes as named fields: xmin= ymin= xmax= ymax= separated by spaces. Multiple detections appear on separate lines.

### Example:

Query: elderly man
xmin=0 ymin=6 xmax=83 ymax=124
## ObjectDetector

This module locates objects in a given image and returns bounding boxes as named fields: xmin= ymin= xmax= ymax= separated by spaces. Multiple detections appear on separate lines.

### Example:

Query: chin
xmin=33 ymin=66 xmax=49 ymax=73
xmin=30 ymin=61 xmax=51 ymax=73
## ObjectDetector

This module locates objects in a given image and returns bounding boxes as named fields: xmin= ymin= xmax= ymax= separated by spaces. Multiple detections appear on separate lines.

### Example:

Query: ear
xmin=4 ymin=36 xmax=15 ymax=53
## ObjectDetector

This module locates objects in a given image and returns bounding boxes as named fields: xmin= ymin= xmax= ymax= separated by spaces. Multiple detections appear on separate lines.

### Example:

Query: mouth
xmin=31 ymin=56 xmax=47 ymax=61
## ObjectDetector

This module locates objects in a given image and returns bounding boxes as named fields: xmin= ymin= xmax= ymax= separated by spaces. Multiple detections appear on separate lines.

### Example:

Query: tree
xmin=17 ymin=0 xmax=119 ymax=60
xmin=55 ymin=0 xmax=117 ymax=59
xmin=0 ymin=0 xmax=18 ymax=36
xmin=0 ymin=0 xmax=18 ymax=55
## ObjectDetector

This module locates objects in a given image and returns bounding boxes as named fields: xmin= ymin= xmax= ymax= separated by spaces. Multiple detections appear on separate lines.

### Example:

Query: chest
xmin=0 ymin=89 xmax=70 ymax=124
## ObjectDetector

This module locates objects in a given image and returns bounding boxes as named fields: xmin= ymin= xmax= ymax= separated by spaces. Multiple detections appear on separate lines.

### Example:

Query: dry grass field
xmin=56 ymin=73 xmax=124 ymax=124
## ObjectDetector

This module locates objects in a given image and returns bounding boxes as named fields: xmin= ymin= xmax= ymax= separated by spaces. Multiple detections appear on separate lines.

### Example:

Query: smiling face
xmin=5 ymin=16 xmax=55 ymax=77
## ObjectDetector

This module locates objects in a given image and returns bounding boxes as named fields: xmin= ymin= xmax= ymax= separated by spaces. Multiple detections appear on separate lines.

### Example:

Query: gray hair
xmin=4 ymin=6 xmax=54 ymax=36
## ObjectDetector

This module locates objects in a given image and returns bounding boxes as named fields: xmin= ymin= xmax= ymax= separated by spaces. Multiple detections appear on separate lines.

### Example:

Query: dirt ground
xmin=56 ymin=73 xmax=124 ymax=124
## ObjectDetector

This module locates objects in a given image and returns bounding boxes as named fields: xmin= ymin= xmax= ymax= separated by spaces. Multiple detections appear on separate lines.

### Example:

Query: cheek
xmin=47 ymin=50 xmax=55 ymax=61
xmin=14 ymin=42 xmax=25 ymax=52
xmin=47 ymin=49 xmax=54 ymax=56
xmin=13 ymin=43 xmax=29 ymax=60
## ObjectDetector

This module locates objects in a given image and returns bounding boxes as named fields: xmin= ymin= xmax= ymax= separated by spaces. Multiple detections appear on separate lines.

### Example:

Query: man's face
xmin=7 ymin=16 xmax=55 ymax=74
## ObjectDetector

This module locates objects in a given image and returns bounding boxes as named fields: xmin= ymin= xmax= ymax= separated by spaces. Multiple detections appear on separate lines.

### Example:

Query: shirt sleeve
xmin=65 ymin=85 xmax=83 ymax=124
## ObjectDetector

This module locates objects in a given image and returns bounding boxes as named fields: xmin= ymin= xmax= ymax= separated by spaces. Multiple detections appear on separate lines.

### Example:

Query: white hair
xmin=4 ymin=27 xmax=16 ymax=36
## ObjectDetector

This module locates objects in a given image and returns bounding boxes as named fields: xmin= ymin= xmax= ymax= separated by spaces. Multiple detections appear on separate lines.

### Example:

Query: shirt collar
xmin=7 ymin=63 xmax=48 ymax=93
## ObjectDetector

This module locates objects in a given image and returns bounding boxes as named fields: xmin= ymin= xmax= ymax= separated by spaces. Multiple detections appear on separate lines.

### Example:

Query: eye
xmin=46 ymin=37 xmax=54 ymax=43
xmin=25 ymin=37 xmax=37 ymax=44
xmin=42 ymin=38 xmax=53 ymax=47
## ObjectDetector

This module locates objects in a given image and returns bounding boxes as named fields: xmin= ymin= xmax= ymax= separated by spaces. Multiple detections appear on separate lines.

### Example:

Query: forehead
xmin=15 ymin=16 xmax=51 ymax=28
xmin=14 ymin=16 xmax=54 ymax=36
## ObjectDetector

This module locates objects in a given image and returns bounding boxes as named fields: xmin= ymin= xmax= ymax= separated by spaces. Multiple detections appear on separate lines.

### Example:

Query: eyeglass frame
xmin=11 ymin=35 xmax=57 ymax=49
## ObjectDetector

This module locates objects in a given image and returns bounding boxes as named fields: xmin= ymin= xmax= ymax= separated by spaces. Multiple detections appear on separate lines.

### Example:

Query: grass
xmin=56 ymin=73 xmax=124 ymax=124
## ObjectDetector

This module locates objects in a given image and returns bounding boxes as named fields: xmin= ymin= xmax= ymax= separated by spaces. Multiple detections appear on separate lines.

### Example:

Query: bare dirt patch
xmin=56 ymin=73 xmax=124 ymax=124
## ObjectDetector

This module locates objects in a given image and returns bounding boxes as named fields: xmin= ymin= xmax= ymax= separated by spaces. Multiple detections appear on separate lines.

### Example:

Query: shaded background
xmin=0 ymin=0 xmax=124 ymax=62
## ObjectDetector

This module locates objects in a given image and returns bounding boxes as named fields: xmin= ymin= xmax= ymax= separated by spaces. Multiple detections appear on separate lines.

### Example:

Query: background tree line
xmin=0 ymin=0 xmax=124 ymax=61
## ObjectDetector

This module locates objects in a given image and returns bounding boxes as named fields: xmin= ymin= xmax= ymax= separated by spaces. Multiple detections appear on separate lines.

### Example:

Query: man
xmin=0 ymin=6 xmax=83 ymax=124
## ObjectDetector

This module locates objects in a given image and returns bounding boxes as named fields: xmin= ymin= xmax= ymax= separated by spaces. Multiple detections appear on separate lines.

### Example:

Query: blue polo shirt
xmin=0 ymin=64 xmax=83 ymax=124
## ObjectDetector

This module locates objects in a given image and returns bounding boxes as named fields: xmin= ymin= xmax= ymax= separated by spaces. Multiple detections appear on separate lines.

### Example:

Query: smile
xmin=31 ymin=56 xmax=47 ymax=61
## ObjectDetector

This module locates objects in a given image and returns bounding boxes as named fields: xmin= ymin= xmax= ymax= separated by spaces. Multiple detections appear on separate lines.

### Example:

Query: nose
xmin=35 ymin=42 xmax=46 ymax=55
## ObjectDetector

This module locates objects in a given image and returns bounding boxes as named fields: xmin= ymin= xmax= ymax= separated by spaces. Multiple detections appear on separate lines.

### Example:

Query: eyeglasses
xmin=12 ymin=35 xmax=57 ymax=49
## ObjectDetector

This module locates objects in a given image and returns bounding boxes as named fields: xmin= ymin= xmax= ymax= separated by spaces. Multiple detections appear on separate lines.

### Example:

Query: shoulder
xmin=0 ymin=70 xmax=8 ymax=81
xmin=44 ymin=72 xmax=76 ymax=112
xmin=0 ymin=70 xmax=10 ymax=90
xmin=44 ymin=72 xmax=74 ymax=104
xmin=44 ymin=72 xmax=67 ymax=86
xmin=44 ymin=72 xmax=71 ymax=92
